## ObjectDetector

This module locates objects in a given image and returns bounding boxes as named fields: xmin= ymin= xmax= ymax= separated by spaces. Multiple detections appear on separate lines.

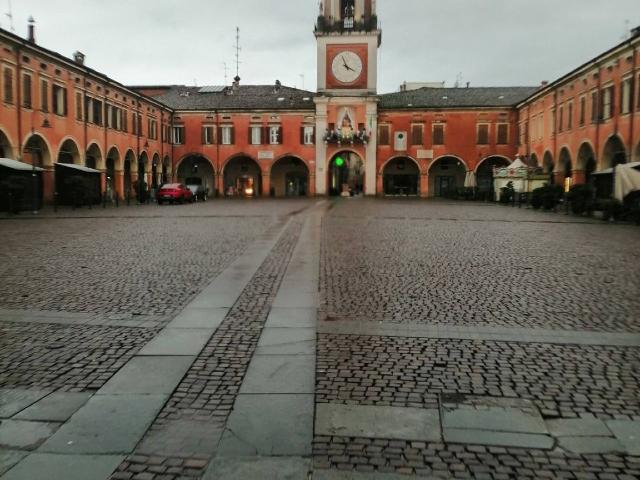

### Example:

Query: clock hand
xmin=341 ymin=55 xmax=354 ymax=71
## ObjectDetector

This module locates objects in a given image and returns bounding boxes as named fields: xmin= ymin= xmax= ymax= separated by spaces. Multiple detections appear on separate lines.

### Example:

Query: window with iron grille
xmin=3 ymin=68 xmax=13 ymax=104
xmin=477 ymin=124 xmax=489 ymax=145
xmin=432 ymin=124 xmax=445 ymax=145
xmin=203 ymin=126 xmax=215 ymax=145
xmin=22 ymin=73 xmax=32 ymax=109
xmin=497 ymin=124 xmax=508 ymax=145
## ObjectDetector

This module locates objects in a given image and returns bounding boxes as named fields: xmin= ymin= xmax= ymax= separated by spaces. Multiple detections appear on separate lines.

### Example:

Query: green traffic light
xmin=335 ymin=156 xmax=345 ymax=167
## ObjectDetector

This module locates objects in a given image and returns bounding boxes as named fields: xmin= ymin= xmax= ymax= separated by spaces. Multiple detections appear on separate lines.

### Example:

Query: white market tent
xmin=613 ymin=162 xmax=640 ymax=202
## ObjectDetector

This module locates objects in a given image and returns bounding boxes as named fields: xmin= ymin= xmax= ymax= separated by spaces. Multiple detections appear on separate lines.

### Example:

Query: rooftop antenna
xmin=454 ymin=72 xmax=463 ymax=88
xmin=234 ymin=26 xmax=241 ymax=80
xmin=223 ymin=62 xmax=228 ymax=85
xmin=6 ymin=0 xmax=15 ymax=32
xmin=622 ymin=19 xmax=631 ymax=40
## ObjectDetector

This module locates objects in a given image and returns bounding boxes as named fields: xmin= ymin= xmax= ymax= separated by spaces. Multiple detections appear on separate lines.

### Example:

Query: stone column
xmin=315 ymin=98 xmax=329 ymax=196
xmin=572 ymin=170 xmax=586 ymax=186
xmin=364 ymin=99 xmax=378 ymax=196
xmin=261 ymin=172 xmax=271 ymax=197
xmin=420 ymin=172 xmax=429 ymax=198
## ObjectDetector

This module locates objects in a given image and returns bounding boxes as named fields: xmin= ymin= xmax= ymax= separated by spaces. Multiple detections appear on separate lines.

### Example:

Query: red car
xmin=157 ymin=184 xmax=194 ymax=205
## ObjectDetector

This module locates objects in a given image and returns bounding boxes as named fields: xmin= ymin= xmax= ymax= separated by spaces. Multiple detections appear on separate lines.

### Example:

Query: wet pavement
xmin=0 ymin=198 xmax=639 ymax=479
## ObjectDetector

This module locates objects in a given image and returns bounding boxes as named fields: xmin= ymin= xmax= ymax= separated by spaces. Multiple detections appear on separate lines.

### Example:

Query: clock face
xmin=331 ymin=51 xmax=364 ymax=84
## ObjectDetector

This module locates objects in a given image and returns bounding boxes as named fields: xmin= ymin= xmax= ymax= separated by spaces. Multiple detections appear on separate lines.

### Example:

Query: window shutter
xmin=248 ymin=127 xmax=253 ymax=144
xmin=378 ymin=125 xmax=389 ymax=145
xmin=278 ymin=127 xmax=283 ymax=144
xmin=230 ymin=126 xmax=235 ymax=144
xmin=217 ymin=126 xmax=223 ymax=144
xmin=311 ymin=127 xmax=316 ymax=144
xmin=411 ymin=125 xmax=423 ymax=146
xmin=300 ymin=126 xmax=305 ymax=144
xmin=262 ymin=126 xmax=268 ymax=145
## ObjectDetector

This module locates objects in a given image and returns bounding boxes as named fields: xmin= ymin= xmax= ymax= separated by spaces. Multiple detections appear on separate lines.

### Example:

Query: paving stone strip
xmin=107 ymin=211 xmax=314 ymax=480
xmin=0 ymin=215 xmax=299 ymax=480
xmin=317 ymin=321 xmax=640 ymax=347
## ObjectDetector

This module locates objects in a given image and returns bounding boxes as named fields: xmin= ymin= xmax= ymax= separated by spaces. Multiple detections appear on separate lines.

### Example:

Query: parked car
xmin=185 ymin=177 xmax=208 ymax=201
xmin=156 ymin=184 xmax=194 ymax=204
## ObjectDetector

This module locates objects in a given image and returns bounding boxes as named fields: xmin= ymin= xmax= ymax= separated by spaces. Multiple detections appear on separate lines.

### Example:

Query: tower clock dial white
xmin=331 ymin=51 xmax=364 ymax=84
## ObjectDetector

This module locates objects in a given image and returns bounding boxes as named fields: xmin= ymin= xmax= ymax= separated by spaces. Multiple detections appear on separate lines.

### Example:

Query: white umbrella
xmin=464 ymin=171 xmax=477 ymax=188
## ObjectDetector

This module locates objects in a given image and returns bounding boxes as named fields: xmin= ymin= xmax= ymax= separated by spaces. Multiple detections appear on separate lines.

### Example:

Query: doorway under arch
xmin=328 ymin=151 xmax=364 ymax=197
xmin=106 ymin=147 xmax=120 ymax=200
xmin=123 ymin=150 xmax=135 ymax=199
xmin=0 ymin=129 xmax=13 ymax=158
xmin=428 ymin=156 xmax=466 ymax=197
xmin=224 ymin=156 xmax=261 ymax=197
xmin=177 ymin=155 xmax=215 ymax=196
xmin=151 ymin=154 xmax=161 ymax=189
xmin=86 ymin=143 xmax=103 ymax=170
xmin=24 ymin=134 xmax=51 ymax=168
xmin=558 ymin=148 xmax=573 ymax=191
xmin=577 ymin=143 xmax=596 ymax=184
xmin=476 ymin=156 xmax=510 ymax=198
xmin=162 ymin=156 xmax=171 ymax=184
xmin=529 ymin=153 xmax=539 ymax=168
xmin=543 ymin=151 xmax=555 ymax=184
xmin=601 ymin=135 xmax=627 ymax=170
xmin=271 ymin=156 xmax=309 ymax=197
xmin=382 ymin=157 xmax=419 ymax=196
xmin=58 ymin=139 xmax=81 ymax=165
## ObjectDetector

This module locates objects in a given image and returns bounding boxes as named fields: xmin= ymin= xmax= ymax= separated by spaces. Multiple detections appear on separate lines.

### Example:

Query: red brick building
xmin=0 ymin=2 xmax=639 ymax=204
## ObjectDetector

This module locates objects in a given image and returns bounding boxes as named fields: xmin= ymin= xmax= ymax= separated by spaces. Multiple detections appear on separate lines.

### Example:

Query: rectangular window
xmin=172 ymin=126 xmax=185 ymax=144
xmin=221 ymin=126 xmax=233 ymax=145
xmin=40 ymin=79 xmax=49 ymax=112
xmin=52 ymin=84 xmax=67 ymax=116
xmin=22 ymin=73 xmax=32 ymax=109
xmin=250 ymin=126 xmax=262 ymax=145
xmin=477 ymin=124 xmax=489 ymax=145
xmin=602 ymin=85 xmax=614 ymax=120
xmin=90 ymin=98 xmax=102 ymax=125
xmin=303 ymin=126 xmax=315 ymax=145
xmin=411 ymin=124 xmax=423 ymax=146
xmin=579 ymin=96 xmax=586 ymax=126
xmin=75 ymin=92 xmax=83 ymax=121
xmin=432 ymin=123 xmax=445 ymax=145
xmin=551 ymin=108 xmax=556 ymax=134
xmin=497 ymin=124 xmax=508 ymax=145
xmin=138 ymin=115 xmax=143 ymax=136
xmin=148 ymin=119 xmax=157 ymax=139
xmin=591 ymin=90 xmax=599 ymax=122
xmin=378 ymin=125 xmax=390 ymax=145
xmin=107 ymin=105 xmax=114 ymax=128
xmin=621 ymin=77 xmax=632 ymax=115
xmin=269 ymin=125 xmax=281 ymax=145
xmin=203 ymin=126 xmax=215 ymax=145
xmin=558 ymin=106 xmax=564 ymax=133
xmin=122 ymin=110 xmax=128 ymax=132
xmin=567 ymin=102 xmax=573 ymax=130
xmin=3 ymin=68 xmax=13 ymax=103
xmin=131 ymin=113 xmax=137 ymax=135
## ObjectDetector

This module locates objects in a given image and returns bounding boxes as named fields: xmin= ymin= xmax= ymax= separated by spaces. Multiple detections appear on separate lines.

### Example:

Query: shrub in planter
xmin=499 ymin=182 xmax=515 ymax=204
xmin=530 ymin=187 xmax=544 ymax=209
xmin=542 ymin=184 xmax=564 ymax=210
xmin=567 ymin=184 xmax=594 ymax=216
xmin=600 ymin=199 xmax=624 ymax=221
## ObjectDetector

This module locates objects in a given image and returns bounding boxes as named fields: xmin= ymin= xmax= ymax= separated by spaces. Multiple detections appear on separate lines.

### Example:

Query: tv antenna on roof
xmin=6 ymin=0 xmax=15 ymax=32
xmin=223 ymin=62 xmax=228 ymax=85
xmin=234 ymin=26 xmax=241 ymax=79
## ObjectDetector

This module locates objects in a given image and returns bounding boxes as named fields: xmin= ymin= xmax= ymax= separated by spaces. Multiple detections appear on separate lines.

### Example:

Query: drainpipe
xmin=595 ymin=63 xmax=602 ymax=168
xmin=170 ymin=112 xmax=175 ymax=182
xmin=553 ymin=89 xmax=558 ymax=183
xmin=215 ymin=109 xmax=220 ymax=194
xmin=629 ymin=44 xmax=637 ymax=162
xmin=16 ymin=46 xmax=22 ymax=160
xmin=83 ymin=76 xmax=88 ymax=164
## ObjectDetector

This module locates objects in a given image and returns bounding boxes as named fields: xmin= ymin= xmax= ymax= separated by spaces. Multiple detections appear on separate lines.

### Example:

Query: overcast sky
xmin=4 ymin=0 xmax=639 ymax=93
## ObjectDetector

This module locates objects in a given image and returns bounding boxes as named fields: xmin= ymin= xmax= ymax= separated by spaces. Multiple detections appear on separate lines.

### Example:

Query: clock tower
xmin=314 ymin=0 xmax=382 ymax=196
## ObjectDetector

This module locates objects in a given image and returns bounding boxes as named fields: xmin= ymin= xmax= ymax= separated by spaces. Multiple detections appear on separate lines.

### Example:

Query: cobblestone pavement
xmin=321 ymin=199 xmax=640 ymax=331
xmin=109 ymin=218 xmax=304 ymax=479
xmin=315 ymin=199 xmax=640 ymax=479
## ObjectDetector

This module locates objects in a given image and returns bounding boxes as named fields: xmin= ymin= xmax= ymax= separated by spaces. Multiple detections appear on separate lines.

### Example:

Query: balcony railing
xmin=323 ymin=128 xmax=370 ymax=145
xmin=315 ymin=14 xmax=378 ymax=33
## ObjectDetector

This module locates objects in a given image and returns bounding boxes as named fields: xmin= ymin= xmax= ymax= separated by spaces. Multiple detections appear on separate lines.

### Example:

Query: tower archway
xmin=328 ymin=151 xmax=364 ymax=196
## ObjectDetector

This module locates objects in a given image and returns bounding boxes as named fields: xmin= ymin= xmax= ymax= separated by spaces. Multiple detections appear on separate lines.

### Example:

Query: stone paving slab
xmin=255 ymin=328 xmax=316 ymax=355
xmin=442 ymin=406 xmax=547 ymax=434
xmin=0 ymin=390 xmax=52 ymax=419
xmin=136 ymin=328 xmax=214 ymax=356
xmin=38 ymin=394 xmax=167 ymax=454
xmin=0 ymin=453 xmax=124 ymax=480
xmin=240 ymin=355 xmax=315 ymax=394
xmin=443 ymin=428 xmax=554 ymax=449
xmin=546 ymin=417 xmax=612 ymax=437
xmin=607 ymin=420 xmax=640 ymax=455
xmin=203 ymin=456 xmax=311 ymax=480
xmin=217 ymin=394 xmax=313 ymax=457
xmin=13 ymin=393 xmax=93 ymax=423
xmin=136 ymin=419 xmax=224 ymax=457
xmin=315 ymin=404 xmax=441 ymax=442
xmin=312 ymin=470 xmax=433 ymax=480
xmin=266 ymin=307 xmax=317 ymax=328
xmin=188 ymin=291 xmax=243 ymax=309
xmin=558 ymin=436 xmax=625 ymax=454
xmin=272 ymin=291 xmax=319 ymax=308
xmin=167 ymin=307 xmax=229 ymax=329
xmin=0 ymin=420 xmax=60 ymax=450
xmin=317 ymin=321 xmax=640 ymax=346
xmin=99 ymin=356 xmax=194 ymax=395
xmin=0 ymin=451 xmax=27 ymax=476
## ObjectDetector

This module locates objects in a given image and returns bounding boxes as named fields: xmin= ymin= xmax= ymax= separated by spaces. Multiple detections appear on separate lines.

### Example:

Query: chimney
xmin=274 ymin=79 xmax=281 ymax=93
xmin=632 ymin=26 xmax=640 ymax=38
xmin=466 ymin=82 xmax=470 ymax=88
xmin=541 ymin=80 xmax=549 ymax=87
xmin=27 ymin=16 xmax=35 ymax=43
xmin=73 ymin=51 xmax=86 ymax=65
xmin=231 ymin=75 xmax=240 ymax=94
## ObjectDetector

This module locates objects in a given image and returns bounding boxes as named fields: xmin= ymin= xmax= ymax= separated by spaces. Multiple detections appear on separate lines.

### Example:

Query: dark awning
xmin=55 ymin=162 xmax=101 ymax=174
xmin=0 ymin=158 xmax=44 ymax=172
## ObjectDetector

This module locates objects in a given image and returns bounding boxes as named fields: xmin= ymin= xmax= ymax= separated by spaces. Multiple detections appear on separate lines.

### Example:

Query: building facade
xmin=0 ymin=2 xmax=639 ymax=204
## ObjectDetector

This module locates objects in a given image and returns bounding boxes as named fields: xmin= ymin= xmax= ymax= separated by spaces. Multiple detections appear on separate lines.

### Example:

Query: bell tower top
xmin=316 ymin=0 xmax=379 ymax=37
